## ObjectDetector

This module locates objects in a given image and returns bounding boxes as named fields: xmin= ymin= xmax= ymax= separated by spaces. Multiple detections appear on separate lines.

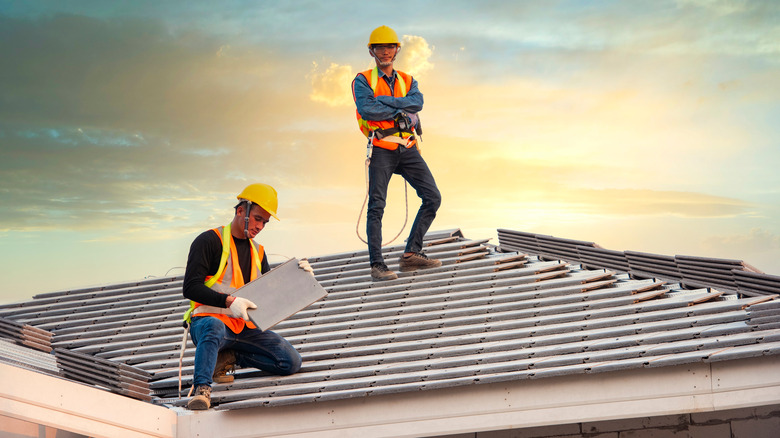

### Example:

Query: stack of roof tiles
xmin=54 ymin=347 xmax=153 ymax=401
xmin=0 ymin=317 xmax=52 ymax=352
xmin=497 ymin=229 xmax=779 ymax=296
xmin=0 ymin=318 xmax=58 ymax=376
xmin=0 ymin=228 xmax=779 ymax=411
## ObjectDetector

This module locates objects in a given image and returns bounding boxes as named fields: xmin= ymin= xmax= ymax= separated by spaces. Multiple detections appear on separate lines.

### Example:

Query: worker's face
xmin=371 ymin=44 xmax=398 ymax=66
xmin=237 ymin=204 xmax=271 ymax=239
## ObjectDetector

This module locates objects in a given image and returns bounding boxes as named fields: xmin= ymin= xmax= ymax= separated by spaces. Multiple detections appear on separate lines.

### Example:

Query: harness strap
xmin=374 ymin=126 xmax=414 ymax=139
xmin=207 ymin=224 xmax=232 ymax=288
xmin=379 ymin=135 xmax=414 ymax=148
xmin=192 ymin=305 xmax=233 ymax=316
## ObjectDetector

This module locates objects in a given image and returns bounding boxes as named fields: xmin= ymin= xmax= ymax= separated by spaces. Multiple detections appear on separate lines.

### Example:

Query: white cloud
xmin=307 ymin=34 xmax=434 ymax=107
xmin=703 ymin=228 xmax=780 ymax=253
xmin=397 ymin=35 xmax=434 ymax=77
xmin=308 ymin=61 xmax=354 ymax=107
xmin=675 ymin=0 xmax=750 ymax=16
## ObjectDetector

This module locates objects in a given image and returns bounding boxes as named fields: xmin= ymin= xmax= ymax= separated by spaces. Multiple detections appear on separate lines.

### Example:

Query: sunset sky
xmin=1 ymin=0 xmax=778 ymax=303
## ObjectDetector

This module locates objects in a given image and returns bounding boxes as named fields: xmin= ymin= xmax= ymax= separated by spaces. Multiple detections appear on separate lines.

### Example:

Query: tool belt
xmin=374 ymin=127 xmax=413 ymax=139
xmin=373 ymin=112 xmax=416 ymax=147
xmin=375 ymin=130 xmax=415 ymax=147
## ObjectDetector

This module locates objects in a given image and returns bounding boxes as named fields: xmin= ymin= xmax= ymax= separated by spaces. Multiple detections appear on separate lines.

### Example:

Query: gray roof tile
xmin=1 ymin=227 xmax=778 ymax=411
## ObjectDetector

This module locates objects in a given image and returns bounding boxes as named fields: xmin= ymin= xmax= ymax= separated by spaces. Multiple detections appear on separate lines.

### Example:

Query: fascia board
xmin=0 ymin=363 xmax=176 ymax=438
xmin=176 ymin=355 xmax=780 ymax=438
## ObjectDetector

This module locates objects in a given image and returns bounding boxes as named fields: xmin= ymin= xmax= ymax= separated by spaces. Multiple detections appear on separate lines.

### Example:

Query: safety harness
xmin=356 ymin=66 xmax=418 ymax=149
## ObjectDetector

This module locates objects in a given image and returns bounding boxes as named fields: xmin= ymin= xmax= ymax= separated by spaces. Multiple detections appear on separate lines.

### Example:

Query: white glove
xmin=298 ymin=259 xmax=314 ymax=276
xmin=228 ymin=297 xmax=257 ymax=321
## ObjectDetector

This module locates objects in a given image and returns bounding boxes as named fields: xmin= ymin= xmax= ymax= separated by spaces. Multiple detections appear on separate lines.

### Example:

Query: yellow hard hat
xmin=368 ymin=25 xmax=400 ymax=48
xmin=237 ymin=183 xmax=279 ymax=220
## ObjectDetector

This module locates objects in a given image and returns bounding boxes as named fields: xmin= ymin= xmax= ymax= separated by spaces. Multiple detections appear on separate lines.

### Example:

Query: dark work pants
xmin=367 ymin=145 xmax=441 ymax=266
xmin=189 ymin=316 xmax=301 ymax=387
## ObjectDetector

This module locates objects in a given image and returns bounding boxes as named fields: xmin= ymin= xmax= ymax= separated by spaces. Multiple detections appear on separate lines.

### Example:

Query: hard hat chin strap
xmin=243 ymin=200 xmax=252 ymax=239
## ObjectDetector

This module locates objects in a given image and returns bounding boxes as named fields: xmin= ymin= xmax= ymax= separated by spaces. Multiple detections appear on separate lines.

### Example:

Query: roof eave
xmin=1 ymin=362 xmax=176 ymax=438
xmin=175 ymin=355 xmax=780 ymax=438
xmin=3 ymin=325 xmax=779 ymax=438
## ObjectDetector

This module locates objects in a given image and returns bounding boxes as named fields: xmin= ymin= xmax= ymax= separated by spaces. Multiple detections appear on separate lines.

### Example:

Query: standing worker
xmin=182 ymin=183 xmax=304 ymax=410
xmin=352 ymin=25 xmax=442 ymax=281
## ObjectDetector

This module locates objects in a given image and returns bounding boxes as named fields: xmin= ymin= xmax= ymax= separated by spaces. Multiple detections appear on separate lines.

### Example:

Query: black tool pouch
xmin=394 ymin=112 xmax=413 ymax=133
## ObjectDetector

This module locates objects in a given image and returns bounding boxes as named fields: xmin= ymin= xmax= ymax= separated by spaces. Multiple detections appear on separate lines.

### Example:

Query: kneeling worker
xmin=182 ymin=183 xmax=303 ymax=410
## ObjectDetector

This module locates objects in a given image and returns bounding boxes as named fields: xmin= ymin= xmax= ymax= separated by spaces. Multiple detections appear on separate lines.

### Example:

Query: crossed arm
xmin=352 ymin=74 xmax=424 ymax=121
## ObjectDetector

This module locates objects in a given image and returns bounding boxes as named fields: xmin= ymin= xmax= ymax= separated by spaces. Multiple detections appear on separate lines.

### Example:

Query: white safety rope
xmin=177 ymin=324 xmax=190 ymax=398
xmin=356 ymin=132 xmax=409 ymax=246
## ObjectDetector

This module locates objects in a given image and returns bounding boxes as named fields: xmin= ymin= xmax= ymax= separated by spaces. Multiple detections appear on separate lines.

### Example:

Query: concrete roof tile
xmin=1 ymin=228 xmax=778 ymax=412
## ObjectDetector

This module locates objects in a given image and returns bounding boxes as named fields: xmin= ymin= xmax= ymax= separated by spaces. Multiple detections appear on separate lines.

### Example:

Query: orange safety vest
xmin=355 ymin=66 xmax=417 ymax=150
xmin=186 ymin=224 xmax=264 ymax=333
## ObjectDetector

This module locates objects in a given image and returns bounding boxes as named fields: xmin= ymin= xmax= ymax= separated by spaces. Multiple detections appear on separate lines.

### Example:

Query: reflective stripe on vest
xmin=355 ymin=66 xmax=415 ymax=150
xmin=182 ymin=223 xmax=264 ymax=333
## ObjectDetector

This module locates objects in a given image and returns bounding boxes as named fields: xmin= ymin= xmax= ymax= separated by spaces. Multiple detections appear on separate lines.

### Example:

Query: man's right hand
xmin=228 ymin=297 xmax=257 ymax=321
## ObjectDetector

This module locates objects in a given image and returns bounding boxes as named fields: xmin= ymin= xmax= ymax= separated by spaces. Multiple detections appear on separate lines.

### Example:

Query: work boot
xmin=399 ymin=252 xmax=442 ymax=272
xmin=370 ymin=263 xmax=398 ymax=281
xmin=213 ymin=349 xmax=236 ymax=384
xmin=187 ymin=385 xmax=212 ymax=410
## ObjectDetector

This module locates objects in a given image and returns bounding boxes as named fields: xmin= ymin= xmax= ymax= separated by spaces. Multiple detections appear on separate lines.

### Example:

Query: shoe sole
xmin=399 ymin=262 xmax=442 ymax=272
xmin=187 ymin=398 xmax=210 ymax=410
xmin=213 ymin=375 xmax=234 ymax=384
xmin=213 ymin=350 xmax=236 ymax=384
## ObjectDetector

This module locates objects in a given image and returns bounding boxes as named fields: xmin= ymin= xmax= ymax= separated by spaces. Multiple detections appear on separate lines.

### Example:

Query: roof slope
xmin=1 ymin=228 xmax=779 ymax=413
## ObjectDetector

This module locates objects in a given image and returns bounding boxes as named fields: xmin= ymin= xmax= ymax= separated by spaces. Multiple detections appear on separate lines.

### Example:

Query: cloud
xmin=703 ymin=228 xmax=780 ymax=252
xmin=421 ymin=145 xmax=755 ymax=220
xmin=0 ymin=13 xmax=318 ymax=141
xmin=308 ymin=61 xmax=354 ymax=107
xmin=0 ymin=127 xmax=216 ymax=233
xmin=0 ymin=13 xmax=326 ymax=234
xmin=574 ymin=188 xmax=753 ymax=218
xmin=0 ymin=7 xmax=776 ymax=236
xmin=701 ymin=228 xmax=780 ymax=272
xmin=397 ymin=35 xmax=434 ymax=77
xmin=675 ymin=0 xmax=750 ymax=16
xmin=308 ymin=34 xmax=434 ymax=109
xmin=421 ymin=0 xmax=779 ymax=65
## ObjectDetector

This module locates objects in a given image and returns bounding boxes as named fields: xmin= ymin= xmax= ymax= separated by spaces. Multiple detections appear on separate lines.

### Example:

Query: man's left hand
xmin=298 ymin=259 xmax=315 ymax=276
xmin=228 ymin=297 xmax=257 ymax=321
